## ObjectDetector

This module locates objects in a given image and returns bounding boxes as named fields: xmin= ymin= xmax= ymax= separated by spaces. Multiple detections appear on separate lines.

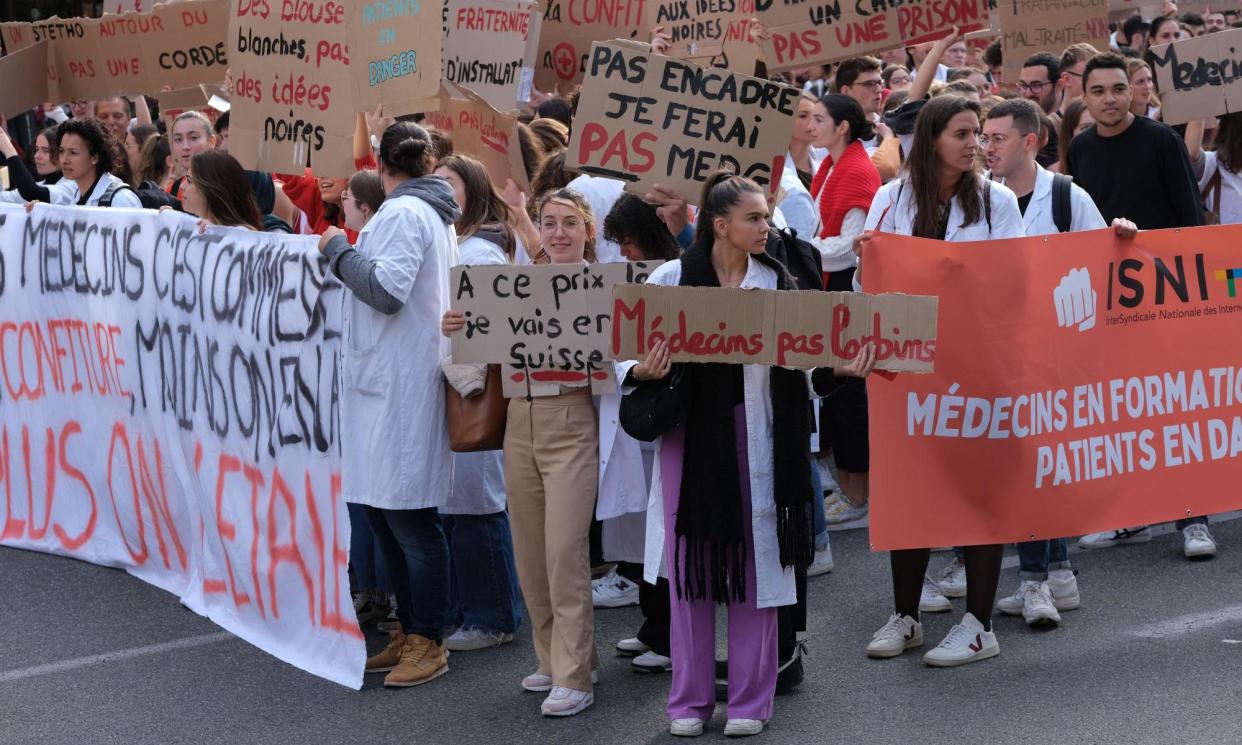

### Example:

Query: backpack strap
xmin=1051 ymin=173 xmax=1073 ymax=233
xmin=98 ymin=180 xmax=134 ymax=208
xmin=983 ymin=179 xmax=992 ymax=235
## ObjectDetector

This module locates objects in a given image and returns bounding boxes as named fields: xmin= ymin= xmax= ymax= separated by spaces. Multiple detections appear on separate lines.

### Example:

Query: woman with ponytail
xmin=620 ymin=172 xmax=876 ymax=738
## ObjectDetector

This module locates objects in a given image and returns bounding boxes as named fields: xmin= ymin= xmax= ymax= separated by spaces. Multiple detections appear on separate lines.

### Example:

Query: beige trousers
xmin=504 ymin=389 xmax=600 ymax=691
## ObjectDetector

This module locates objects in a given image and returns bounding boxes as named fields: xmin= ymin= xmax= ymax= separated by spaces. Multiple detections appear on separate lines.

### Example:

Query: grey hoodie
xmin=387 ymin=176 xmax=462 ymax=225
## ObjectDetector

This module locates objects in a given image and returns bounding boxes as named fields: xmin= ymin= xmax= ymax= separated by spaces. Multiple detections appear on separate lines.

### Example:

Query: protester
xmin=94 ymin=97 xmax=132 ymax=143
xmin=528 ymin=118 xmax=570 ymax=155
xmin=1054 ymin=99 xmax=1095 ymax=173
xmin=180 ymin=150 xmax=263 ymax=230
xmin=1018 ymin=53 xmax=1061 ymax=166
xmin=0 ymin=118 xmax=142 ymax=208
xmin=621 ymin=172 xmax=876 ymax=737
xmin=320 ymin=121 xmax=458 ymax=689
xmin=1205 ymin=10 xmax=1227 ymax=33
xmin=1187 ymin=113 xmax=1242 ymax=224
xmin=787 ymin=92 xmax=823 ymax=189
xmin=125 ymin=123 xmax=158 ymax=187
xmin=444 ymin=188 xmax=602 ymax=717
xmin=1056 ymin=43 xmax=1100 ymax=118
xmin=858 ymin=95 xmax=1024 ymax=666
xmin=1147 ymin=14 xmax=1182 ymax=51
xmin=1126 ymin=58 xmax=1161 ymax=120
xmin=1 ymin=125 xmax=59 ymax=203
xmin=168 ymin=112 xmax=216 ymax=198
xmin=1113 ymin=15 xmax=1150 ymax=52
xmin=882 ymin=64 xmax=912 ymax=92
xmin=947 ymin=66 xmax=992 ymax=98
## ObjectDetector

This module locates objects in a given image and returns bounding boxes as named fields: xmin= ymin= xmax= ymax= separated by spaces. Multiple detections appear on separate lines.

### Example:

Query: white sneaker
xmin=615 ymin=637 xmax=649 ymax=657
xmin=723 ymin=719 xmax=765 ymax=737
xmin=444 ymin=627 xmax=514 ymax=651
xmin=632 ymin=650 xmax=672 ymax=673
xmin=524 ymin=671 xmax=598 ymax=694
xmin=920 ymin=575 xmax=952 ymax=613
xmin=923 ymin=612 xmax=999 ymax=667
xmin=934 ymin=557 xmax=967 ymax=598
xmin=866 ymin=613 xmax=923 ymax=658
xmin=541 ymin=686 xmax=593 ymax=717
xmin=1078 ymin=527 xmax=1151 ymax=549
xmin=824 ymin=491 xmax=869 ymax=528
xmin=807 ymin=544 xmax=834 ymax=577
xmin=1183 ymin=524 xmax=1218 ymax=558
xmin=1014 ymin=580 xmax=1060 ymax=627
xmin=1046 ymin=569 xmax=1080 ymax=611
xmin=671 ymin=719 xmax=705 ymax=737
xmin=592 ymin=567 xmax=640 ymax=608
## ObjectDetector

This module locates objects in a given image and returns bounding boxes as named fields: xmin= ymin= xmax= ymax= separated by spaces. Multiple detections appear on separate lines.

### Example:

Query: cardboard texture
xmin=423 ymin=81 xmax=532 ymax=193
xmin=156 ymin=83 xmax=229 ymax=114
xmin=999 ymin=0 xmax=1109 ymax=80
xmin=228 ymin=0 xmax=441 ymax=177
xmin=533 ymin=0 xmax=646 ymax=89
xmin=1149 ymin=28 xmax=1242 ymax=126
xmin=567 ymin=41 xmax=799 ymax=205
xmin=646 ymin=0 xmax=759 ymax=58
xmin=0 ymin=42 xmax=50 ymax=118
xmin=448 ymin=261 xmax=664 ymax=397
xmin=687 ymin=37 xmax=762 ymax=75
xmin=0 ymin=0 xmax=229 ymax=104
xmin=758 ymin=0 xmax=988 ymax=71
xmin=610 ymin=284 xmax=939 ymax=372
xmin=444 ymin=0 xmax=536 ymax=112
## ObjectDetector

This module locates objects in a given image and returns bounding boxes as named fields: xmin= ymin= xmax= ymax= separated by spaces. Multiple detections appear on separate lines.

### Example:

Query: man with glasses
xmin=834 ymin=56 xmax=885 ymax=150
xmin=1019 ymin=52 xmax=1061 ymax=167
xmin=1055 ymin=44 xmax=1099 ymax=119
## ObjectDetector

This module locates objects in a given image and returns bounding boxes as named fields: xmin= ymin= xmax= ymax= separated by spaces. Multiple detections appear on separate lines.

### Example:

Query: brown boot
xmin=365 ymin=629 xmax=406 ymax=674
xmin=383 ymin=634 xmax=449 ymax=688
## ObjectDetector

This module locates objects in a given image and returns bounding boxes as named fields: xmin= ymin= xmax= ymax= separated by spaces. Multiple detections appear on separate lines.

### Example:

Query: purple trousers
xmin=661 ymin=405 xmax=778 ymax=722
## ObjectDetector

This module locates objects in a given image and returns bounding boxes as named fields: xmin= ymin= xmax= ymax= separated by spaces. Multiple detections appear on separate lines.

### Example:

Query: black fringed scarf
xmin=674 ymin=237 xmax=815 ymax=605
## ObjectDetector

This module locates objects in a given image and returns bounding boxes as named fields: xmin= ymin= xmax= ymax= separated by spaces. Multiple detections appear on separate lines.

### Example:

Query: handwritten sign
xmin=0 ymin=203 xmax=362 ymax=688
xmin=647 ymin=0 xmax=759 ymax=57
xmin=1149 ymin=27 xmax=1242 ymax=126
xmin=999 ymin=0 xmax=1109 ymax=80
xmin=534 ymin=0 xmax=647 ymax=89
xmin=423 ymin=82 xmax=532 ymax=193
xmin=0 ymin=41 xmax=50 ymax=118
xmin=228 ymin=0 xmax=441 ymax=177
xmin=611 ymin=284 xmax=939 ymax=372
xmin=448 ymin=262 xmax=662 ymax=396
xmin=568 ymin=41 xmax=799 ymax=205
xmin=0 ymin=0 xmax=230 ymax=104
xmin=758 ymin=0 xmax=988 ymax=72
xmin=444 ymin=0 xmax=537 ymax=112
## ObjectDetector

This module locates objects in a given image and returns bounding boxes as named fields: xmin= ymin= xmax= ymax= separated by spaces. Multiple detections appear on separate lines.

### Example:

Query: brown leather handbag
xmin=445 ymin=364 xmax=507 ymax=452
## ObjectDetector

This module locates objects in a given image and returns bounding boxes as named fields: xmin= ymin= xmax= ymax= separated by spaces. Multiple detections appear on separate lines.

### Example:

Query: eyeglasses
xmin=1017 ymin=80 xmax=1050 ymax=93
xmin=854 ymin=79 xmax=884 ymax=91
xmin=977 ymin=133 xmax=1011 ymax=147
xmin=341 ymin=191 xmax=357 ymax=203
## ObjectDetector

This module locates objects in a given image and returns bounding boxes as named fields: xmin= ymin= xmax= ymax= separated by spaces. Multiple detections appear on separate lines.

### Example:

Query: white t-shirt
xmin=1199 ymin=151 xmax=1242 ymax=225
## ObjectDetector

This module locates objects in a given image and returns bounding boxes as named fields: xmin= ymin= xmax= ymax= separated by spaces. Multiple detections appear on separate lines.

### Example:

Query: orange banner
xmin=865 ymin=227 xmax=1242 ymax=550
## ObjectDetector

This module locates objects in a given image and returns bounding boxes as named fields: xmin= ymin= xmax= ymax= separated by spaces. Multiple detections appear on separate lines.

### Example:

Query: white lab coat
xmin=995 ymin=165 xmax=1105 ymax=236
xmin=340 ymin=194 xmax=457 ymax=510
xmin=2 ymin=171 xmax=142 ymax=208
xmin=595 ymin=380 xmax=649 ymax=521
xmin=619 ymin=257 xmax=825 ymax=609
xmin=865 ymin=176 xmax=1026 ymax=241
xmin=1198 ymin=151 xmax=1242 ymax=225
xmin=445 ymin=235 xmax=508 ymax=515
xmin=777 ymin=152 xmax=818 ymax=240
xmin=568 ymin=173 xmax=625 ymax=263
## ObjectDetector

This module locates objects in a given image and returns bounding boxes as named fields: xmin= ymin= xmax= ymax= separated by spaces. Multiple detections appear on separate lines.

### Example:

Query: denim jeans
xmin=810 ymin=458 xmax=828 ymax=551
xmin=443 ymin=512 xmax=524 ymax=635
xmin=364 ymin=506 xmax=450 ymax=641
xmin=1017 ymin=538 xmax=1072 ymax=581
xmin=1176 ymin=516 xmax=1208 ymax=530
xmin=347 ymin=502 xmax=391 ymax=595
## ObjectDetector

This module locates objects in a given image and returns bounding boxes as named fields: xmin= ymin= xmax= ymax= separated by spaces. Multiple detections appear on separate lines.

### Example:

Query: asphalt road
xmin=4 ymin=516 xmax=1242 ymax=745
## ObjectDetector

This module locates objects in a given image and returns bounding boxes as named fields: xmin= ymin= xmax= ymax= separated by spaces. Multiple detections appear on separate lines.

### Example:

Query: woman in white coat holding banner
xmin=855 ymin=95 xmax=1024 ymax=668
xmin=318 ymin=121 xmax=458 ymax=689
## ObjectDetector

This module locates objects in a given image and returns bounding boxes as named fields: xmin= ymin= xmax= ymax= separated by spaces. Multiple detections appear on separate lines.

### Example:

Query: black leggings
xmin=890 ymin=545 xmax=1003 ymax=630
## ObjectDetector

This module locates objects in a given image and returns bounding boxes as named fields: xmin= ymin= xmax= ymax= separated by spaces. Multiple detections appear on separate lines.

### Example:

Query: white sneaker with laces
xmin=723 ymin=719 xmax=766 ymax=737
xmin=631 ymin=650 xmax=672 ymax=673
xmin=807 ymin=544 xmax=834 ymax=577
xmin=521 ymin=672 xmax=553 ymax=692
xmin=824 ymin=492 xmax=869 ymax=528
xmin=1046 ymin=569 xmax=1080 ymax=611
xmin=444 ymin=627 xmax=514 ymax=651
xmin=935 ymin=557 xmax=967 ymax=598
xmin=615 ymin=637 xmax=649 ymax=657
xmin=541 ymin=686 xmax=594 ymax=717
xmin=1019 ymin=581 xmax=1061 ymax=627
xmin=592 ymin=567 xmax=640 ymax=608
xmin=1078 ymin=527 xmax=1151 ymax=549
xmin=866 ymin=613 xmax=923 ymax=658
xmin=670 ymin=719 xmax=705 ymax=737
xmin=1183 ymin=524 xmax=1218 ymax=558
xmin=920 ymin=575 xmax=952 ymax=613
xmin=923 ymin=612 xmax=999 ymax=667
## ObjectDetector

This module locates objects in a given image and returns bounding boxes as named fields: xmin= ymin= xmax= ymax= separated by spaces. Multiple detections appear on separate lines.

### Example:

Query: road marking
xmin=0 ymin=632 xmax=235 ymax=684
xmin=1129 ymin=605 xmax=1242 ymax=639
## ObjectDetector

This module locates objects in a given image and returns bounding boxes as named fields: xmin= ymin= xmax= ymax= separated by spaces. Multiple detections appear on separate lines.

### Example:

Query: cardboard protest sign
xmin=687 ymin=36 xmax=762 ymax=75
xmin=0 ymin=0 xmax=229 ymax=103
xmin=866 ymin=226 xmax=1242 ymax=550
xmin=0 ymin=203 xmax=363 ymax=688
xmin=758 ymin=0 xmax=988 ymax=72
xmin=611 ymin=284 xmax=938 ymax=372
xmin=533 ymin=0 xmax=646 ymax=89
xmin=1149 ymin=27 xmax=1242 ymax=126
xmin=350 ymin=0 xmax=442 ymax=115
xmin=647 ymin=0 xmax=760 ymax=58
xmin=999 ymin=0 xmax=1109 ymax=80
xmin=444 ymin=0 xmax=537 ymax=112
xmin=0 ymin=42 xmax=50 ymax=118
xmin=567 ymin=41 xmax=800 ymax=205
xmin=448 ymin=262 xmax=663 ymax=396
xmin=423 ymin=82 xmax=532 ymax=193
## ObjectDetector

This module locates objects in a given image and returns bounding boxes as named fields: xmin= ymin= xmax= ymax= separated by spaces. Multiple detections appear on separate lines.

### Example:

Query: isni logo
xmin=1053 ymin=267 xmax=1097 ymax=332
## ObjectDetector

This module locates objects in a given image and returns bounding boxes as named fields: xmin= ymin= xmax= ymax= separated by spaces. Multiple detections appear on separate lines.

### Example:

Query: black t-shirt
xmin=1066 ymin=116 xmax=1204 ymax=229
xmin=1017 ymin=191 xmax=1034 ymax=216
xmin=1036 ymin=124 xmax=1059 ymax=169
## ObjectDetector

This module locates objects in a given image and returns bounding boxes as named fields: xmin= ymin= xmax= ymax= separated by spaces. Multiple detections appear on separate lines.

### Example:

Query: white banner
xmin=0 ymin=204 xmax=363 ymax=688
